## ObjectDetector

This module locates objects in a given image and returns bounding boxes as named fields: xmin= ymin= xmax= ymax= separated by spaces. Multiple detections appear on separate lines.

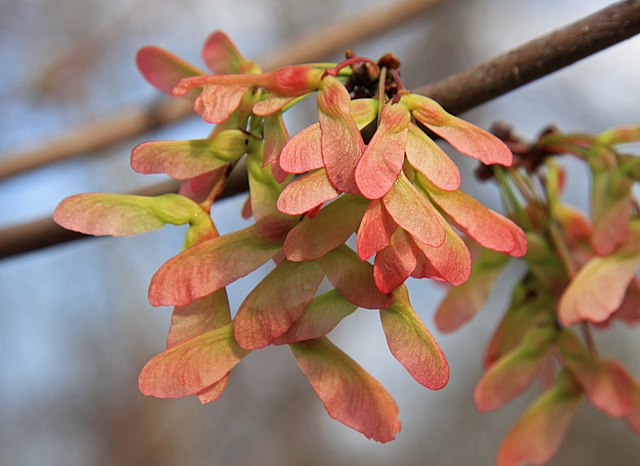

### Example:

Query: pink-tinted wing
xmin=193 ymin=84 xmax=250 ymax=124
xmin=356 ymin=199 xmax=398 ymax=260
xmin=557 ymin=331 xmax=633 ymax=417
xmin=626 ymin=379 xmax=640 ymax=433
xmin=408 ymin=95 xmax=512 ymax=166
xmin=167 ymin=289 xmax=231 ymax=348
xmin=197 ymin=375 xmax=229 ymax=404
xmin=554 ymin=203 xmax=592 ymax=249
xmin=201 ymin=30 xmax=259 ymax=74
xmin=233 ymin=259 xmax=324 ymax=350
xmin=149 ymin=225 xmax=282 ymax=307
xmin=136 ymin=46 xmax=204 ymax=98
xmin=319 ymin=246 xmax=392 ymax=310
xmin=355 ymin=103 xmax=409 ymax=199
xmin=591 ymin=198 xmax=631 ymax=256
xmin=276 ymin=168 xmax=339 ymax=216
xmin=601 ymin=360 xmax=636 ymax=415
xmin=174 ymin=66 xmax=317 ymax=101
xmin=411 ymin=255 xmax=446 ymax=282
xmin=373 ymin=229 xmax=419 ymax=294
xmin=559 ymin=255 xmax=640 ymax=325
xmin=614 ymin=278 xmax=640 ymax=324
xmin=559 ymin=222 xmax=640 ymax=325
xmin=179 ymin=168 xmax=226 ymax=203
xmin=284 ymin=195 xmax=368 ymax=262
xmin=318 ymin=76 xmax=365 ymax=194
xmin=434 ymin=247 xmax=510 ymax=332
xmin=263 ymin=113 xmax=290 ymax=183
xmin=279 ymin=123 xmax=324 ymax=174
xmin=497 ymin=371 xmax=582 ymax=466
xmin=383 ymin=172 xmax=446 ymax=248
xmin=380 ymin=285 xmax=449 ymax=390
xmin=138 ymin=323 xmax=248 ymax=398
xmin=54 ymin=193 xmax=203 ymax=236
xmin=253 ymin=96 xmax=298 ymax=116
xmin=350 ymin=98 xmax=378 ymax=130
xmin=173 ymin=74 xmax=260 ymax=94
xmin=290 ymin=337 xmax=400 ymax=443
xmin=411 ymin=223 xmax=471 ymax=286
xmin=424 ymin=179 xmax=527 ymax=257
xmin=405 ymin=123 xmax=460 ymax=191
xmin=164 ymin=232 xmax=233 ymax=404
xmin=474 ymin=326 xmax=555 ymax=412
xmin=131 ymin=131 xmax=246 ymax=179
xmin=591 ymin=169 xmax=632 ymax=256
xmin=172 ymin=76 xmax=253 ymax=124
xmin=275 ymin=290 xmax=358 ymax=345
xmin=484 ymin=287 xmax=553 ymax=368
xmin=253 ymin=213 xmax=298 ymax=244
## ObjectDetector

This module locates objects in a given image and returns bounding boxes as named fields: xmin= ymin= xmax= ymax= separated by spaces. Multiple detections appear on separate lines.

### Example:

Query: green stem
xmin=391 ymin=69 xmax=406 ymax=92
xmin=307 ymin=63 xmax=353 ymax=77
xmin=494 ymin=166 xmax=528 ymax=227
xmin=548 ymin=222 xmax=577 ymax=277
xmin=509 ymin=168 xmax=537 ymax=202
xmin=377 ymin=66 xmax=387 ymax=126
xmin=547 ymin=219 xmax=597 ymax=354
xmin=580 ymin=322 xmax=597 ymax=354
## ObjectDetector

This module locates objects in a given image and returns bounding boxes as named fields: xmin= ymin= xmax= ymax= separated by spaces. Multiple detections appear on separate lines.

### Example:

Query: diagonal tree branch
xmin=415 ymin=0 xmax=640 ymax=113
xmin=0 ymin=0 xmax=446 ymax=180
xmin=1 ymin=0 xmax=640 ymax=259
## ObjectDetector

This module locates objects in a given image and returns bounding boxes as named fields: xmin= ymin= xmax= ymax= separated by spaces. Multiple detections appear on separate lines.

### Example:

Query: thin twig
xmin=2 ymin=0 xmax=640 ymax=259
xmin=548 ymin=220 xmax=598 ymax=354
xmin=0 ymin=0 xmax=445 ymax=180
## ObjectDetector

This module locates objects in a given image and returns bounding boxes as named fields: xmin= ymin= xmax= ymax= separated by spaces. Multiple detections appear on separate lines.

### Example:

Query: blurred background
xmin=1 ymin=0 xmax=639 ymax=464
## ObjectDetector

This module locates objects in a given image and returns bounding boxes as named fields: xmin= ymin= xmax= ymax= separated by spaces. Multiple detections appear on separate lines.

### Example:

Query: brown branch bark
xmin=2 ymin=0 xmax=640 ymax=259
xmin=0 ymin=0 xmax=445 ymax=180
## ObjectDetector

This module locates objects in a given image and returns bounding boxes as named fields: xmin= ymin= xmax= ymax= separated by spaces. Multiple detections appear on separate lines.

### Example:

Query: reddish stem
xmin=391 ymin=69 xmax=407 ymax=92
xmin=326 ymin=56 xmax=379 ymax=76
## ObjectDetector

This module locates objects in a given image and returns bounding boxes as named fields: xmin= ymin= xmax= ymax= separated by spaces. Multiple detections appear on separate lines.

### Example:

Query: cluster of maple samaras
xmin=435 ymin=126 xmax=640 ymax=465
xmin=53 ymin=31 xmax=526 ymax=442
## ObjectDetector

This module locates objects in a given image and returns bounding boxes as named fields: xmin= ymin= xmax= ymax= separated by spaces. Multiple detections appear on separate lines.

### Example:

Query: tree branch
xmin=415 ymin=0 xmax=640 ymax=113
xmin=0 ymin=0 xmax=445 ymax=180
xmin=2 ymin=0 xmax=640 ymax=259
